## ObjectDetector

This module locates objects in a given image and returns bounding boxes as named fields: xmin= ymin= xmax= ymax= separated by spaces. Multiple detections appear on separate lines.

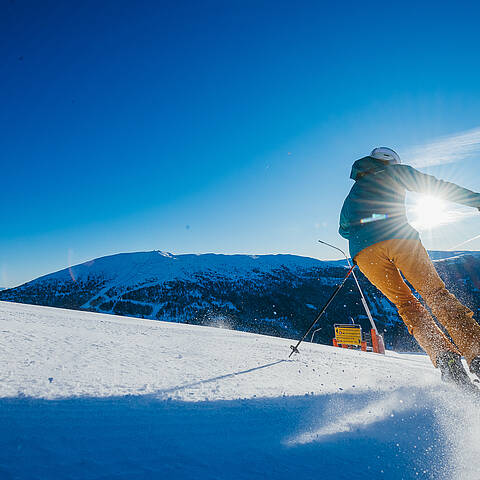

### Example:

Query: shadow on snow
xmin=0 ymin=386 xmax=450 ymax=480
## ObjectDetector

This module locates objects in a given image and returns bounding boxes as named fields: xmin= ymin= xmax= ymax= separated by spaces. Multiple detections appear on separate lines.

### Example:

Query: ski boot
xmin=436 ymin=351 xmax=478 ymax=394
xmin=469 ymin=356 xmax=480 ymax=382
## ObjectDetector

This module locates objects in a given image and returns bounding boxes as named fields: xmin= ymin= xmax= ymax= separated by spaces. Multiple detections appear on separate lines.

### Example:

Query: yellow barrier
xmin=334 ymin=324 xmax=362 ymax=347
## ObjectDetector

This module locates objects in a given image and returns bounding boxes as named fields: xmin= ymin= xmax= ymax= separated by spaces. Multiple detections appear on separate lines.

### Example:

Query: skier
xmin=339 ymin=147 xmax=480 ymax=389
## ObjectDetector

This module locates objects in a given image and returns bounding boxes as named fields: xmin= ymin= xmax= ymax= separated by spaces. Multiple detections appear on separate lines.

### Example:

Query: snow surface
xmin=1 ymin=301 xmax=480 ymax=479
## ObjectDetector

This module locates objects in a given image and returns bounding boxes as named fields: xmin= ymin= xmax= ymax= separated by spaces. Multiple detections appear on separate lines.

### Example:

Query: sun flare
xmin=410 ymin=195 xmax=449 ymax=230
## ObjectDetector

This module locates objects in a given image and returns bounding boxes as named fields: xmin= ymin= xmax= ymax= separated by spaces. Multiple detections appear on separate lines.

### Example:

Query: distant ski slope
xmin=1 ymin=301 xmax=480 ymax=479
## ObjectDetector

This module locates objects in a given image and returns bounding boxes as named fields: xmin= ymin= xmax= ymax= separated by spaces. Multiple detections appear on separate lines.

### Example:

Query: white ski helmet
xmin=370 ymin=147 xmax=401 ymax=164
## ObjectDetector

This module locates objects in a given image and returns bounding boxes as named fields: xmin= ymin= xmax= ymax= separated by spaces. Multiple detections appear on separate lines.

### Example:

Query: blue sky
xmin=2 ymin=0 xmax=480 ymax=287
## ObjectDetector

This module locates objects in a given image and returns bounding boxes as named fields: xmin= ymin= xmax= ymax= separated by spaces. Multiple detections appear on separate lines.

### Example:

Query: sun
xmin=410 ymin=195 xmax=449 ymax=230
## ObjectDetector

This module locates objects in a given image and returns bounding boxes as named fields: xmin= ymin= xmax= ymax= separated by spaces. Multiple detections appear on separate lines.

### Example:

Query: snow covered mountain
xmin=1 ymin=301 xmax=479 ymax=479
xmin=1 ymin=250 xmax=480 ymax=351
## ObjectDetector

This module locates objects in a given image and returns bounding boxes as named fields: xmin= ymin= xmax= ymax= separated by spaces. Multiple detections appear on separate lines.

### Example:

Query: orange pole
xmin=371 ymin=328 xmax=379 ymax=353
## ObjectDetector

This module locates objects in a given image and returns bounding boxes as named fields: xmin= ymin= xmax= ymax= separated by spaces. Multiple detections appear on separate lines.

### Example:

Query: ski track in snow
xmin=1 ymin=301 xmax=480 ymax=480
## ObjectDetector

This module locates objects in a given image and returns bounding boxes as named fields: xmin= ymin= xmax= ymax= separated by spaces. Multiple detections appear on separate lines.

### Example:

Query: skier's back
xmin=339 ymin=147 xmax=480 ymax=388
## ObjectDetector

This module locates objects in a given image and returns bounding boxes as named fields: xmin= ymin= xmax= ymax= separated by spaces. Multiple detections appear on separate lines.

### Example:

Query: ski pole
xmin=318 ymin=240 xmax=378 ymax=334
xmin=318 ymin=239 xmax=386 ymax=354
xmin=289 ymin=264 xmax=355 ymax=357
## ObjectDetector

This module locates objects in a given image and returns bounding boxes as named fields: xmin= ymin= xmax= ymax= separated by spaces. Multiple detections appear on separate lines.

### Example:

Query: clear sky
xmin=2 ymin=0 xmax=480 ymax=288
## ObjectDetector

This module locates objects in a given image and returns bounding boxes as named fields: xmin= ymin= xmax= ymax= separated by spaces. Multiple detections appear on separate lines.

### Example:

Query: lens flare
xmin=410 ymin=195 xmax=449 ymax=230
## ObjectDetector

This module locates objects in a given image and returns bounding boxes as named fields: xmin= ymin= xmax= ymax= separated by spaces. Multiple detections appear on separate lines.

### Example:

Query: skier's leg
xmin=355 ymin=241 xmax=458 ymax=366
xmin=390 ymin=239 xmax=480 ymax=366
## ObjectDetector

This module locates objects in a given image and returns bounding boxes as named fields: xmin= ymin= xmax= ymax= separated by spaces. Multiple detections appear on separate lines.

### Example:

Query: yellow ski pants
xmin=355 ymin=239 xmax=480 ymax=367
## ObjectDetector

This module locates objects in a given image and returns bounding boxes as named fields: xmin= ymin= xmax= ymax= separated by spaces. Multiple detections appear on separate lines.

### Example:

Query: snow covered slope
xmin=1 ymin=301 xmax=480 ymax=479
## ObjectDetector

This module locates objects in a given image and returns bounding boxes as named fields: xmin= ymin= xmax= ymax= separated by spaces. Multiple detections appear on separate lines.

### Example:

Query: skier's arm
xmin=391 ymin=164 xmax=480 ymax=208
xmin=339 ymin=202 xmax=350 ymax=239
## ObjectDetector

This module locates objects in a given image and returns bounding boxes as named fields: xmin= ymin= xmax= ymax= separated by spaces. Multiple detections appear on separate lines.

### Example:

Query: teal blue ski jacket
xmin=339 ymin=156 xmax=480 ymax=260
